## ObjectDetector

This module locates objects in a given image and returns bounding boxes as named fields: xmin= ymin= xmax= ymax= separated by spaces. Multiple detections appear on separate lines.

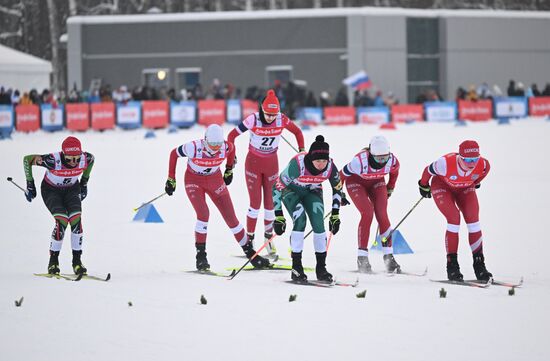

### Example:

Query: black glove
xmin=273 ymin=210 xmax=286 ymax=235
xmin=418 ymin=180 xmax=431 ymax=198
xmin=387 ymin=187 xmax=394 ymax=198
xmin=79 ymin=177 xmax=88 ymax=201
xmin=475 ymin=183 xmax=481 ymax=189
xmin=223 ymin=167 xmax=233 ymax=186
xmin=341 ymin=192 xmax=350 ymax=206
xmin=26 ymin=180 xmax=36 ymax=202
xmin=165 ymin=178 xmax=176 ymax=196
xmin=328 ymin=209 xmax=341 ymax=235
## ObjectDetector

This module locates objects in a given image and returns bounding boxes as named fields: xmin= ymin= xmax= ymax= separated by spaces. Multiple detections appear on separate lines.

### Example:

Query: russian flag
xmin=343 ymin=70 xmax=372 ymax=90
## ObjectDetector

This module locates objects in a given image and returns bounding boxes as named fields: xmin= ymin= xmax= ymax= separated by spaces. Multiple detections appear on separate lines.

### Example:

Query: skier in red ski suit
xmin=165 ymin=124 xmax=270 ymax=271
xmin=418 ymin=140 xmax=492 ymax=281
xmin=225 ymin=89 xmax=304 ymax=257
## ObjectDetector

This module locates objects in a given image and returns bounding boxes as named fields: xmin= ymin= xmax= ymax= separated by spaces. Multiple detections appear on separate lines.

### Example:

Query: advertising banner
xmin=324 ymin=106 xmax=356 ymax=125
xmin=391 ymin=104 xmax=424 ymax=123
xmin=458 ymin=100 xmax=493 ymax=121
xmin=142 ymin=100 xmax=169 ymax=129
xmin=529 ymin=96 xmax=550 ymax=117
xmin=357 ymin=106 xmax=389 ymax=124
xmin=91 ymin=102 xmax=115 ymax=130
xmin=15 ymin=104 xmax=40 ymax=132
xmin=41 ymin=104 xmax=64 ymax=131
xmin=170 ymin=101 xmax=196 ymax=128
xmin=117 ymin=101 xmax=141 ymax=129
xmin=425 ymin=101 xmax=457 ymax=122
xmin=0 ymin=105 xmax=14 ymax=130
xmin=494 ymin=97 xmax=527 ymax=119
xmin=198 ymin=100 xmax=225 ymax=125
xmin=296 ymin=107 xmax=322 ymax=126
xmin=66 ymin=103 xmax=90 ymax=131
xmin=226 ymin=99 xmax=242 ymax=125
xmin=241 ymin=99 xmax=258 ymax=119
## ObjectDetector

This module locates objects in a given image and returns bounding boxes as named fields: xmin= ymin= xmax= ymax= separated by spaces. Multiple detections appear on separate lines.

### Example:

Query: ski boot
xmin=72 ymin=250 xmax=87 ymax=275
xmin=383 ymin=254 xmax=401 ymax=274
xmin=291 ymin=251 xmax=307 ymax=283
xmin=48 ymin=250 xmax=60 ymax=275
xmin=446 ymin=253 xmax=464 ymax=281
xmin=264 ymin=232 xmax=278 ymax=260
xmin=195 ymin=243 xmax=210 ymax=271
xmin=315 ymin=252 xmax=333 ymax=283
xmin=242 ymin=241 xmax=271 ymax=268
xmin=247 ymin=232 xmax=255 ymax=248
xmin=357 ymin=254 xmax=372 ymax=274
xmin=473 ymin=252 xmax=493 ymax=281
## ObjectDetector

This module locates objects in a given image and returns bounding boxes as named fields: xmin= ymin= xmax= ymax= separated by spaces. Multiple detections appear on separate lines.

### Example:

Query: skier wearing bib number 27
xmin=272 ymin=135 xmax=345 ymax=283
xmin=340 ymin=135 xmax=401 ymax=274
xmin=23 ymin=136 xmax=94 ymax=276
xmin=226 ymin=89 xmax=305 ymax=259
xmin=418 ymin=140 xmax=492 ymax=282
xmin=165 ymin=124 xmax=271 ymax=271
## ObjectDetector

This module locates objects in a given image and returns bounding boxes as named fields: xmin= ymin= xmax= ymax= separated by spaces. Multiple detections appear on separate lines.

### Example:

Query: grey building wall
xmin=442 ymin=15 xmax=550 ymax=98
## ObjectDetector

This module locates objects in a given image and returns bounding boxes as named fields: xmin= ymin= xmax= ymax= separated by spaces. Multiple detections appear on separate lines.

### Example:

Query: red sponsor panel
xmin=323 ymin=106 xmax=356 ymax=125
xmin=241 ymin=99 xmax=258 ymax=118
xmin=15 ymin=104 xmax=40 ymax=132
xmin=90 ymin=102 xmax=115 ymax=130
xmin=142 ymin=100 xmax=169 ymax=128
xmin=458 ymin=100 xmax=492 ymax=121
xmin=391 ymin=104 xmax=424 ymax=123
xmin=529 ymin=96 xmax=550 ymax=116
xmin=66 ymin=103 xmax=90 ymax=131
xmin=198 ymin=100 xmax=226 ymax=125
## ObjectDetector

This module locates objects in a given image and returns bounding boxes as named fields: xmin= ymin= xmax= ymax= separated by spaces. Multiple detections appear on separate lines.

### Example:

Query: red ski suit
xmin=341 ymin=149 xmax=399 ymax=254
xmin=227 ymin=112 xmax=304 ymax=236
xmin=420 ymin=153 xmax=490 ymax=254
xmin=168 ymin=139 xmax=246 ymax=246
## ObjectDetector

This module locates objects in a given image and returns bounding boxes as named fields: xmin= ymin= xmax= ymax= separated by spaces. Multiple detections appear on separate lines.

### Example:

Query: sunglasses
xmin=65 ymin=155 xmax=81 ymax=163
xmin=373 ymin=154 xmax=390 ymax=164
xmin=207 ymin=141 xmax=223 ymax=150
xmin=461 ymin=156 xmax=479 ymax=164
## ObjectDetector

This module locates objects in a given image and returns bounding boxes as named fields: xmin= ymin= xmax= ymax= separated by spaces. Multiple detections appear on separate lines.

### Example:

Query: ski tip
xmin=74 ymin=273 xmax=84 ymax=281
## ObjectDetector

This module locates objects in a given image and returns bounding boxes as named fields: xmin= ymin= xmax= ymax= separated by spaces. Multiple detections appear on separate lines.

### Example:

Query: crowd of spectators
xmin=2 ymin=78 xmax=550 ymax=119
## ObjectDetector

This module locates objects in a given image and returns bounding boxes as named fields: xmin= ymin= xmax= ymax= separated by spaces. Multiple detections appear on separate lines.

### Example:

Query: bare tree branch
xmin=0 ymin=28 xmax=23 ymax=39
xmin=0 ymin=4 xmax=23 ymax=17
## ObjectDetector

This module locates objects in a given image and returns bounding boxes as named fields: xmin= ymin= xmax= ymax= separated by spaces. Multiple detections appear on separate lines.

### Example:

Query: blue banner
xmin=296 ymin=107 xmax=323 ymax=125
xmin=170 ymin=101 xmax=197 ymax=128
xmin=41 ymin=104 xmax=64 ymax=131
xmin=117 ymin=101 xmax=141 ymax=129
xmin=494 ymin=97 xmax=528 ymax=119
xmin=357 ymin=106 xmax=389 ymax=124
xmin=226 ymin=99 xmax=242 ymax=125
xmin=424 ymin=101 xmax=457 ymax=122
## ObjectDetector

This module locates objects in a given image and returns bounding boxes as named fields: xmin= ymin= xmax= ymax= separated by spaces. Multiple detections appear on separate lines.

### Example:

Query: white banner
xmin=117 ymin=104 xmax=141 ymax=125
xmin=0 ymin=107 xmax=13 ymax=128
xmin=171 ymin=103 xmax=196 ymax=123
xmin=495 ymin=98 xmax=527 ymax=118
xmin=41 ymin=108 xmax=63 ymax=127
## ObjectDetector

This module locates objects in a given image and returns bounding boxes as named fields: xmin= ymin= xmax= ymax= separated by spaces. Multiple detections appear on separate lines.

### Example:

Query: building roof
xmin=0 ymin=44 xmax=52 ymax=73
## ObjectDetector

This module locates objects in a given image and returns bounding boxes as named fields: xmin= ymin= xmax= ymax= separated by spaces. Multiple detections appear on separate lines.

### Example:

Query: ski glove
xmin=223 ymin=167 xmax=233 ymax=186
xmin=80 ymin=177 xmax=88 ymax=201
xmin=26 ymin=180 xmax=36 ymax=202
xmin=165 ymin=178 xmax=176 ymax=196
xmin=387 ymin=187 xmax=394 ymax=198
xmin=273 ymin=211 xmax=286 ymax=235
xmin=299 ymin=147 xmax=306 ymax=152
xmin=418 ymin=181 xmax=431 ymax=198
xmin=328 ymin=209 xmax=341 ymax=235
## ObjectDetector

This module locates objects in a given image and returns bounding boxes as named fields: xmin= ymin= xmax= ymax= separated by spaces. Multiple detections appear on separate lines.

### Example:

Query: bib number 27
xmin=261 ymin=137 xmax=275 ymax=146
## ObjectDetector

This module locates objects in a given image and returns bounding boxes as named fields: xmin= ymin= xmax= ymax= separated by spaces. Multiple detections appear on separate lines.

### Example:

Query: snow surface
xmin=1 ymin=119 xmax=549 ymax=361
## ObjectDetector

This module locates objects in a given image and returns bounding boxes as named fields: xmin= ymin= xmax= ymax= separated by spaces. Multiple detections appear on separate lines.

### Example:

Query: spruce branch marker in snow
xmin=14 ymin=297 xmax=24 ymax=307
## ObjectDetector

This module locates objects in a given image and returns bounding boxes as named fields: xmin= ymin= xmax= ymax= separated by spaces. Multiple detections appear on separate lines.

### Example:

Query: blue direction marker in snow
xmin=370 ymin=230 xmax=413 ymax=254
xmin=497 ymin=117 xmax=510 ymax=125
xmin=133 ymin=204 xmax=163 ymax=223
xmin=168 ymin=125 xmax=178 ymax=134
xmin=144 ymin=130 xmax=156 ymax=139
xmin=455 ymin=120 xmax=467 ymax=127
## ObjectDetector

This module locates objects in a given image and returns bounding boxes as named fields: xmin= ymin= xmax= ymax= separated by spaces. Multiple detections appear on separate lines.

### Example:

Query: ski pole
xmin=281 ymin=135 xmax=299 ymax=153
xmin=6 ymin=177 xmax=27 ymax=194
xmin=229 ymin=234 xmax=276 ymax=280
xmin=326 ymin=232 xmax=334 ymax=252
xmin=133 ymin=192 xmax=166 ymax=212
xmin=377 ymin=196 xmax=424 ymax=246
xmin=303 ymin=210 xmax=332 ymax=240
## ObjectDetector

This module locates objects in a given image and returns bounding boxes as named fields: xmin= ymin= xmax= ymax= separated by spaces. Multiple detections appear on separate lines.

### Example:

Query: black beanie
xmin=308 ymin=135 xmax=330 ymax=160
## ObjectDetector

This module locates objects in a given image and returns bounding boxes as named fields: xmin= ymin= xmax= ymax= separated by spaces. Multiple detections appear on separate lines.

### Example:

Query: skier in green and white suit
xmin=272 ymin=135 xmax=347 ymax=283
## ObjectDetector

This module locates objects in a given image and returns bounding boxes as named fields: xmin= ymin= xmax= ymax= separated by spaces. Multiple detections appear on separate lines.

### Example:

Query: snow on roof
xmin=0 ymin=44 xmax=52 ymax=72
xmin=67 ymin=6 xmax=550 ymax=25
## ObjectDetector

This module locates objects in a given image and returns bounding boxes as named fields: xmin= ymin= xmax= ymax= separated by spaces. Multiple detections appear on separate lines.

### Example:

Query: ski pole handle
xmin=133 ymin=192 xmax=166 ymax=212
xmin=229 ymin=234 xmax=276 ymax=280
xmin=7 ymin=177 xmax=27 ymax=194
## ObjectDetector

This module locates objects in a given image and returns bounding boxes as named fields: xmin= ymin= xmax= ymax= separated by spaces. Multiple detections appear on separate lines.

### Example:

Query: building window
xmin=406 ymin=18 xmax=440 ymax=103
xmin=143 ymin=68 xmax=170 ymax=89
xmin=176 ymin=68 xmax=201 ymax=93
xmin=266 ymin=65 xmax=293 ymax=88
